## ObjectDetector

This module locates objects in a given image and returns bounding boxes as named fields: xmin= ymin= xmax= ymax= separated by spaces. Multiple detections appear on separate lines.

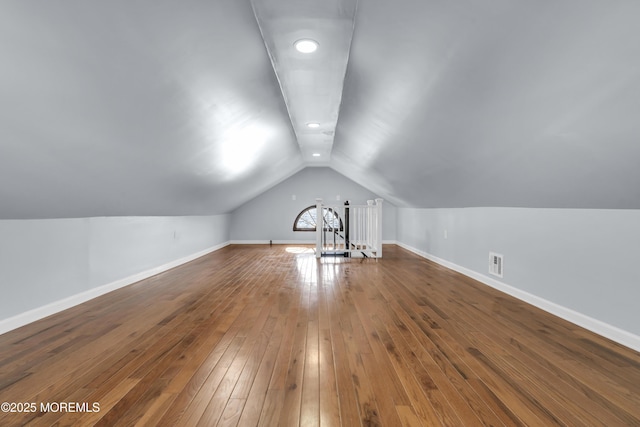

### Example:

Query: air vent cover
xmin=489 ymin=252 xmax=504 ymax=278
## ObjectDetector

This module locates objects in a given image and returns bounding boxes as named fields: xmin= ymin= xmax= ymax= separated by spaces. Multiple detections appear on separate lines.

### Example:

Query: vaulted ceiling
xmin=1 ymin=0 xmax=639 ymax=219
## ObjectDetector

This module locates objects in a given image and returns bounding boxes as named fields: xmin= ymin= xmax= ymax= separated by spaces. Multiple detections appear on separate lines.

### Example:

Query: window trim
xmin=293 ymin=205 xmax=344 ymax=232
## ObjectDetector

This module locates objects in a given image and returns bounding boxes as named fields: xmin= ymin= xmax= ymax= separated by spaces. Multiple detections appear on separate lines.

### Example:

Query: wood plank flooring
xmin=1 ymin=244 xmax=639 ymax=426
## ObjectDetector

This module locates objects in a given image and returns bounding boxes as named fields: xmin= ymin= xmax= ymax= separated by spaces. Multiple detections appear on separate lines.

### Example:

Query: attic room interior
xmin=1 ymin=0 xmax=639 ymax=425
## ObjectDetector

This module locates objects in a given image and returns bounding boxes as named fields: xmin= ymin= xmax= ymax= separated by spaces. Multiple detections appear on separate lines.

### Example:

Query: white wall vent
xmin=489 ymin=252 xmax=504 ymax=278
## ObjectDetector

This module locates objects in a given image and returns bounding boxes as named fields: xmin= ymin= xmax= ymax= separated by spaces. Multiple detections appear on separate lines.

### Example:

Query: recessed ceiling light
xmin=294 ymin=39 xmax=319 ymax=53
xmin=307 ymin=122 xmax=320 ymax=128
xmin=312 ymin=153 xmax=321 ymax=157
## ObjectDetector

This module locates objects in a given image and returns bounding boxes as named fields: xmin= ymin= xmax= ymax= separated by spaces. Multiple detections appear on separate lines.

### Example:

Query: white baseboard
xmin=229 ymin=240 xmax=398 ymax=245
xmin=396 ymin=242 xmax=640 ymax=353
xmin=0 ymin=241 xmax=230 ymax=336
xmin=230 ymin=240 xmax=316 ymax=245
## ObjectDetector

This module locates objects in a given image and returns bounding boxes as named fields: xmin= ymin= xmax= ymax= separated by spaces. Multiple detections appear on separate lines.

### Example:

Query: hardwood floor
xmin=1 ymin=244 xmax=639 ymax=426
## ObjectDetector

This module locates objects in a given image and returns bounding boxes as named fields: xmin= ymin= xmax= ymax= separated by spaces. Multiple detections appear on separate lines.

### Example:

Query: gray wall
xmin=0 ymin=214 xmax=230 ymax=323
xmin=396 ymin=207 xmax=640 ymax=338
xmin=230 ymin=167 xmax=397 ymax=242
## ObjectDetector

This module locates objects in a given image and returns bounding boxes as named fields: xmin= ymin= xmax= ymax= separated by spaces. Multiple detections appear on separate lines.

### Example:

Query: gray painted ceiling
xmin=1 ymin=0 xmax=639 ymax=219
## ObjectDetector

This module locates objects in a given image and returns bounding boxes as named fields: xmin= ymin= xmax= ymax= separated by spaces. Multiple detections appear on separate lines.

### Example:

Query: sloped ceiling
xmin=334 ymin=0 xmax=640 ymax=208
xmin=1 ymin=1 xmax=639 ymax=219
xmin=0 ymin=1 xmax=303 ymax=218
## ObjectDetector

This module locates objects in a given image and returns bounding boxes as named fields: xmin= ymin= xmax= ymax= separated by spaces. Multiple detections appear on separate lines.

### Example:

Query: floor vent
xmin=489 ymin=252 xmax=504 ymax=278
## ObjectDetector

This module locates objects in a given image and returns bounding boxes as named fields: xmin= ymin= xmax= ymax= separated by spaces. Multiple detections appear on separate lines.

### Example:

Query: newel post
xmin=315 ymin=198 xmax=322 ymax=258
xmin=375 ymin=198 xmax=383 ymax=258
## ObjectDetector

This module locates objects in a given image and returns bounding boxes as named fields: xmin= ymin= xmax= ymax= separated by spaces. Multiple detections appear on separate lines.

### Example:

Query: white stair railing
xmin=315 ymin=198 xmax=383 ymax=259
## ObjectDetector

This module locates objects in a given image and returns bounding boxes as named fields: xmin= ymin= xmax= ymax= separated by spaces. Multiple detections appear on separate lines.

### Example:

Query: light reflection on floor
xmin=285 ymin=246 xmax=315 ymax=254
xmin=286 ymin=246 xmax=344 ymax=286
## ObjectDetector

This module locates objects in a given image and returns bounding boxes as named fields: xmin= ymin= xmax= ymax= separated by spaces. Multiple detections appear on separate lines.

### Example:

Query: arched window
xmin=293 ymin=205 xmax=343 ymax=232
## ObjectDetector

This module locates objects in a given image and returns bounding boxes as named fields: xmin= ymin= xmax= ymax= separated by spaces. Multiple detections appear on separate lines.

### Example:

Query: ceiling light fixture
xmin=312 ymin=153 xmax=321 ymax=157
xmin=307 ymin=122 xmax=320 ymax=129
xmin=294 ymin=39 xmax=319 ymax=53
